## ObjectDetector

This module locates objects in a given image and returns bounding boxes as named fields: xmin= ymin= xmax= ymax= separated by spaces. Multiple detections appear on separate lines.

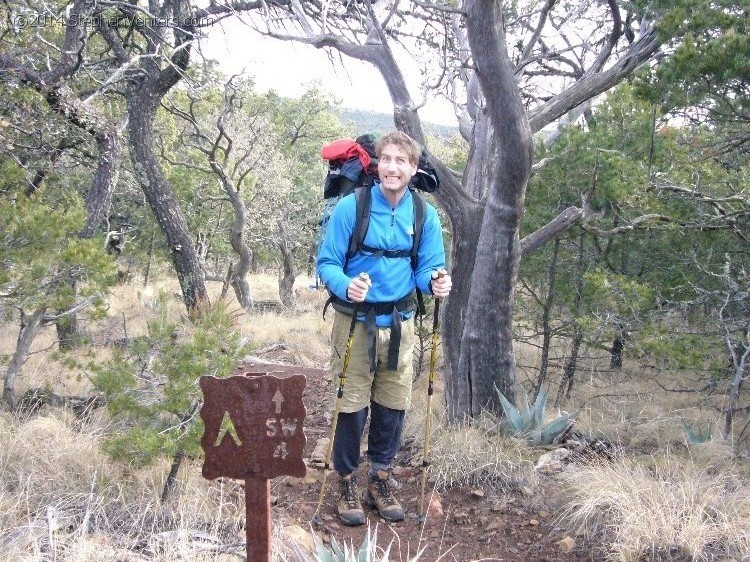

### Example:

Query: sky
xmin=200 ymin=19 xmax=458 ymax=126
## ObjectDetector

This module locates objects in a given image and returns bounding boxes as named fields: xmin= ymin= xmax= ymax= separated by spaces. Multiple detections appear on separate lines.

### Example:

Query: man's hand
xmin=430 ymin=269 xmax=452 ymax=298
xmin=347 ymin=272 xmax=371 ymax=302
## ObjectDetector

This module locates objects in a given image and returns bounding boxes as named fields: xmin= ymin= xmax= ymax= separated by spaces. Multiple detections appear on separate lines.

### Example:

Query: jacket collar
xmin=373 ymin=181 xmax=411 ymax=209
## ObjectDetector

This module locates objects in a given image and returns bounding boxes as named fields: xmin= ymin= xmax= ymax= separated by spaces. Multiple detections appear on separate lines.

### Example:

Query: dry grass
xmin=0 ymin=273 xmax=336 ymax=561
xmin=0 ymin=409 xmax=305 ymax=561
xmin=512 ymin=330 xmax=741 ymax=456
xmin=2 ymin=272 xmax=749 ymax=560
xmin=0 ymin=273 xmax=330 ymax=400
xmin=404 ymin=387 xmax=536 ymax=492
xmin=559 ymin=455 xmax=750 ymax=561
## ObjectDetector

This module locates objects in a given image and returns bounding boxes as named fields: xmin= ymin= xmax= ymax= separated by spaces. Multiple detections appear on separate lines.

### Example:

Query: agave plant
xmin=291 ymin=524 xmax=425 ymax=562
xmin=495 ymin=387 xmax=574 ymax=446
xmin=681 ymin=419 xmax=713 ymax=445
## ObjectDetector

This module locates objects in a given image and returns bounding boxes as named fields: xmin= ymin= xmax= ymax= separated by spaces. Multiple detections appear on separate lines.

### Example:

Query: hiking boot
xmin=365 ymin=469 xmax=404 ymax=522
xmin=337 ymin=473 xmax=365 ymax=526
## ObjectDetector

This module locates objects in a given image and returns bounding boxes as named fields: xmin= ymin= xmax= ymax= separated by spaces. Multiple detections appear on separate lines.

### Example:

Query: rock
xmin=453 ymin=511 xmax=469 ymax=523
xmin=535 ymin=448 xmax=570 ymax=471
xmin=470 ymin=488 xmax=485 ymax=498
xmin=428 ymin=492 xmax=444 ymax=517
xmin=282 ymin=525 xmax=315 ymax=555
xmin=538 ymin=510 xmax=550 ymax=518
xmin=303 ymin=473 xmax=320 ymax=485
xmin=310 ymin=438 xmax=330 ymax=465
xmin=0 ymin=523 xmax=46 ymax=552
xmin=556 ymin=536 xmax=576 ymax=553
xmin=486 ymin=519 xmax=507 ymax=532
xmin=393 ymin=466 xmax=413 ymax=478
xmin=529 ymin=519 xmax=539 ymax=526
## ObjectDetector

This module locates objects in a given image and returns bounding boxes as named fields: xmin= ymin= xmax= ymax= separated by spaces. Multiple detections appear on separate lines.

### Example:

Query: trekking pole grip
xmin=430 ymin=269 xmax=446 ymax=330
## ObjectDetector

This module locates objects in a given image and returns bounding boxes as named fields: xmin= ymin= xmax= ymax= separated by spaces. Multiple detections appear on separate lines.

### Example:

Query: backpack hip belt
xmin=324 ymin=292 xmax=417 ymax=373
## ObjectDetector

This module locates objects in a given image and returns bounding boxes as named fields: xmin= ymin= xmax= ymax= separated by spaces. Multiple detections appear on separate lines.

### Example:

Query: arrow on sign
xmin=215 ymin=411 xmax=243 ymax=447
xmin=272 ymin=390 xmax=284 ymax=414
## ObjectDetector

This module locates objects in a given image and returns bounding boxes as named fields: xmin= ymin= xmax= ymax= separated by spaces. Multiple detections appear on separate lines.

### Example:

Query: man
xmin=317 ymin=131 xmax=452 ymax=526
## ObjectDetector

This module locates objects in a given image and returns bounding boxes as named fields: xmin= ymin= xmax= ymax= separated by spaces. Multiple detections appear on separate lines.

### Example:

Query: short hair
xmin=375 ymin=131 xmax=421 ymax=167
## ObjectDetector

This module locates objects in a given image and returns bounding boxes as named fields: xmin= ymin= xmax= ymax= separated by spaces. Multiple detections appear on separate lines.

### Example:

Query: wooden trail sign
xmin=200 ymin=368 xmax=307 ymax=562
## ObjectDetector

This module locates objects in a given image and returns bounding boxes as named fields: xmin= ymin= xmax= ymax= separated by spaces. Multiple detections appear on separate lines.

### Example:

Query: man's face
xmin=378 ymin=143 xmax=417 ymax=197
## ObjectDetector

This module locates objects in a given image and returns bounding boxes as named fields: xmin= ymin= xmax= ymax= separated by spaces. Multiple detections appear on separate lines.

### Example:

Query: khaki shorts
xmin=330 ymin=311 xmax=414 ymax=413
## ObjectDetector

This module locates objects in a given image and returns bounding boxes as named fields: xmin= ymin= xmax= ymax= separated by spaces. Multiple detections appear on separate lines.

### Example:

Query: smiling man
xmin=317 ymin=131 xmax=452 ymax=525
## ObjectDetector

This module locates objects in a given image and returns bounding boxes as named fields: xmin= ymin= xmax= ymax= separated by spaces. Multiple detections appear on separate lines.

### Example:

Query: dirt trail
xmin=241 ymin=358 xmax=593 ymax=561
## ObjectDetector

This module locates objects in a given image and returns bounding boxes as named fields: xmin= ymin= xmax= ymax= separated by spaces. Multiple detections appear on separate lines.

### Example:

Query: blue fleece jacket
xmin=317 ymin=183 xmax=446 ymax=327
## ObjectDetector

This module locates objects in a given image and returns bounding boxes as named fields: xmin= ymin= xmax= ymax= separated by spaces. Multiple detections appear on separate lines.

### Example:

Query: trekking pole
xmin=312 ymin=272 xmax=369 ymax=526
xmin=418 ymin=269 xmax=447 ymax=523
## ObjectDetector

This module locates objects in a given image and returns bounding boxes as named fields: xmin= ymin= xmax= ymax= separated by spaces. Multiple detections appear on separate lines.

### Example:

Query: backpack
xmin=315 ymin=134 xmax=439 ymax=282
xmin=321 ymin=134 xmax=439 ymax=200
xmin=322 ymin=134 xmax=379 ymax=200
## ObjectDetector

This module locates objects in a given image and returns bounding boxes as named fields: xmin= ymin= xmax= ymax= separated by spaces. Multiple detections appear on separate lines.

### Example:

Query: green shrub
xmin=92 ymin=298 xmax=250 ymax=466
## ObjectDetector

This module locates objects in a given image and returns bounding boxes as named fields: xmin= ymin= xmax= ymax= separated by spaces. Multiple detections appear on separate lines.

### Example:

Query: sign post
xmin=199 ymin=366 xmax=306 ymax=562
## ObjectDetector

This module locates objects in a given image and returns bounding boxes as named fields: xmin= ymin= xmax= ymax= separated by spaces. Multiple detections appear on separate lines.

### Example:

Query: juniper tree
xmin=91 ymin=300 xmax=250 ymax=500
xmin=0 ymin=161 xmax=114 ymax=409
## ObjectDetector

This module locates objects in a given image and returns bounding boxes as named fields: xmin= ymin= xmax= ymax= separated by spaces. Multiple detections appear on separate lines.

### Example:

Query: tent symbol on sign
xmin=215 ymin=411 xmax=243 ymax=447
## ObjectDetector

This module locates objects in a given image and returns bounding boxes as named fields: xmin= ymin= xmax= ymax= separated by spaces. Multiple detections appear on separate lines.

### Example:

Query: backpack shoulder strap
xmin=346 ymin=185 xmax=372 ymax=264
xmin=410 ymin=189 xmax=426 ymax=269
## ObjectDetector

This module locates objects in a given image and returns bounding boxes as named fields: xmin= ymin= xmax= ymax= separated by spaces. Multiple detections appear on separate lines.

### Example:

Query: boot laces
xmin=340 ymin=477 xmax=360 ymax=509
xmin=374 ymin=472 xmax=397 ymax=504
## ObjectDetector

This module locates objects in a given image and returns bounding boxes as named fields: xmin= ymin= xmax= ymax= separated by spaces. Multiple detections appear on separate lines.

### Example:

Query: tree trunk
xmin=224 ymin=188 xmax=252 ymax=310
xmin=160 ymin=400 xmax=199 ymax=502
xmin=557 ymin=330 xmax=584 ymax=406
xmin=533 ymin=237 xmax=561 ymax=401
xmin=55 ymin=308 xmax=80 ymax=352
xmin=126 ymin=86 xmax=208 ymax=315
xmin=4 ymin=308 xmax=46 ymax=410
xmin=144 ymin=226 xmax=156 ymax=287
xmin=440 ymin=1 xmax=533 ymax=420
xmin=609 ymin=330 xmax=626 ymax=370
xmin=555 ymin=231 xmax=586 ymax=406
xmin=161 ymin=448 xmax=185 ymax=503
xmin=57 ymin=127 xmax=123 ymax=349
xmin=276 ymin=220 xmax=297 ymax=310
xmin=278 ymin=0 xmax=650 ymax=421
xmin=723 ymin=334 xmax=749 ymax=439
